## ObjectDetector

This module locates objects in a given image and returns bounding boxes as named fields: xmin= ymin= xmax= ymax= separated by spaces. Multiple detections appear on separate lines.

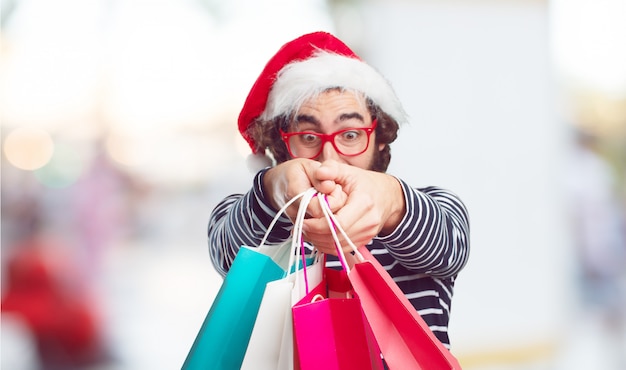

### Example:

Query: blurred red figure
xmin=1 ymin=236 xmax=109 ymax=370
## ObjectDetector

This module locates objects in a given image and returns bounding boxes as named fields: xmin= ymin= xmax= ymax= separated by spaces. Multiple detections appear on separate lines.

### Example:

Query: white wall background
xmin=351 ymin=0 xmax=574 ymax=363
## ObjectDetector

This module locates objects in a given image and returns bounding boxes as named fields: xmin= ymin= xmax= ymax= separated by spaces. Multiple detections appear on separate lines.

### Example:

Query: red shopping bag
xmin=292 ymin=267 xmax=384 ymax=370
xmin=349 ymin=246 xmax=462 ymax=370
xmin=315 ymin=194 xmax=461 ymax=370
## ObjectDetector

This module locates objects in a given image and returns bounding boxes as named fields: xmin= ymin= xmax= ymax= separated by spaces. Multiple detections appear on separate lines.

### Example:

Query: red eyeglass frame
xmin=279 ymin=119 xmax=378 ymax=159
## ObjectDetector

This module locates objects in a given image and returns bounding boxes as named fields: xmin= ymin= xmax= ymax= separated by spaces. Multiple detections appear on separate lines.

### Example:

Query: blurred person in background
xmin=207 ymin=31 xmax=470 ymax=352
xmin=566 ymin=129 xmax=626 ymax=368
xmin=1 ymin=209 xmax=112 ymax=370
xmin=69 ymin=142 xmax=138 ymax=281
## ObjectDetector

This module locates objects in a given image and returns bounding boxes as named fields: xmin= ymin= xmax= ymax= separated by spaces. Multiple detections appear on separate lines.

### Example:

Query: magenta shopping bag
xmin=292 ymin=267 xmax=384 ymax=370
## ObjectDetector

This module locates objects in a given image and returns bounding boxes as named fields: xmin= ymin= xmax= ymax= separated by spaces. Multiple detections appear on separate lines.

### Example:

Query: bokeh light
xmin=3 ymin=127 xmax=55 ymax=170
xmin=104 ymin=132 xmax=152 ymax=168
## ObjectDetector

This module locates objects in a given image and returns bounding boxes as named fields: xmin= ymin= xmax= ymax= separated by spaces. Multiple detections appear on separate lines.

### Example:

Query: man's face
xmin=289 ymin=89 xmax=383 ymax=170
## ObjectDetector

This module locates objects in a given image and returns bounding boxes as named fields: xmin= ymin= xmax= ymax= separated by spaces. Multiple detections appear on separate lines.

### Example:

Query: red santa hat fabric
xmin=238 ymin=31 xmax=407 ymax=153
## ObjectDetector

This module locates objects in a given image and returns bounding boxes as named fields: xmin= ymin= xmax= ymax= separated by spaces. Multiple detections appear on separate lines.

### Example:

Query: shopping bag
xmin=183 ymin=189 xmax=319 ymax=370
xmin=182 ymin=246 xmax=285 ymax=370
xmin=240 ymin=277 xmax=293 ymax=370
xmin=292 ymin=200 xmax=384 ymax=370
xmin=350 ymin=247 xmax=462 ymax=370
xmin=241 ymin=255 xmax=322 ymax=370
xmin=292 ymin=267 xmax=384 ymax=370
xmin=317 ymin=195 xmax=462 ymax=370
xmin=241 ymin=188 xmax=323 ymax=370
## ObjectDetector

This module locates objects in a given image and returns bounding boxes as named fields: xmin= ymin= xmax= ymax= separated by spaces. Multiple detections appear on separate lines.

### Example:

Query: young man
xmin=208 ymin=31 xmax=470 ymax=348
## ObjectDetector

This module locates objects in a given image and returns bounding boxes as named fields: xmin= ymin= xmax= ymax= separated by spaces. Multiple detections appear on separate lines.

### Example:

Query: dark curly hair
xmin=247 ymin=96 xmax=399 ymax=172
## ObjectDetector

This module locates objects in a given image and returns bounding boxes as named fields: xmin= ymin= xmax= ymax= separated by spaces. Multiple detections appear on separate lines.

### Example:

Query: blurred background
xmin=1 ymin=0 xmax=625 ymax=369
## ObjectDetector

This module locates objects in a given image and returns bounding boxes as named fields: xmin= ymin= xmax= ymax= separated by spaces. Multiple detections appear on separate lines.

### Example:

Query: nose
xmin=317 ymin=141 xmax=341 ymax=162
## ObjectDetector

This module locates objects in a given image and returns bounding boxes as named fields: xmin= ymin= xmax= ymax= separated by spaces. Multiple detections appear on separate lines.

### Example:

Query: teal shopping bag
xmin=182 ymin=246 xmax=285 ymax=370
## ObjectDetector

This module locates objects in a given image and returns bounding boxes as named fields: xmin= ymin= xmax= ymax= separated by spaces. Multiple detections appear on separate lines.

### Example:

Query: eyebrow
xmin=294 ymin=112 xmax=365 ymax=125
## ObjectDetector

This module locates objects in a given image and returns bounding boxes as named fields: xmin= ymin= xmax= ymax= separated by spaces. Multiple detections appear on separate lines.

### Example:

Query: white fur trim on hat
xmin=246 ymin=152 xmax=273 ymax=173
xmin=260 ymin=51 xmax=408 ymax=124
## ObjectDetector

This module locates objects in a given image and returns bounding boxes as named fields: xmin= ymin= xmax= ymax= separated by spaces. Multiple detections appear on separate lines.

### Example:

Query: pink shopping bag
xmin=292 ymin=266 xmax=384 ymax=370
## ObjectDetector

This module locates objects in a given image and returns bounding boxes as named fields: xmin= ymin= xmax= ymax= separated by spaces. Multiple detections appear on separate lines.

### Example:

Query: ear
xmin=378 ymin=143 xmax=385 ymax=152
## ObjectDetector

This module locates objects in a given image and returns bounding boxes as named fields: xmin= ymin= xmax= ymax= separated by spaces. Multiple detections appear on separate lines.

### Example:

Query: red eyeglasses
xmin=280 ymin=119 xmax=377 ymax=159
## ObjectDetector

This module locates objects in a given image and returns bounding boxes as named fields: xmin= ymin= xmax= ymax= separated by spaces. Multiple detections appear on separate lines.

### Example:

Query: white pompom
xmin=246 ymin=152 xmax=273 ymax=173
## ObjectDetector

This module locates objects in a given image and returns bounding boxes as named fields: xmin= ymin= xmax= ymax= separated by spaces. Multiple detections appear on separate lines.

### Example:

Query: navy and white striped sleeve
xmin=207 ymin=169 xmax=293 ymax=277
xmin=377 ymin=178 xmax=470 ymax=278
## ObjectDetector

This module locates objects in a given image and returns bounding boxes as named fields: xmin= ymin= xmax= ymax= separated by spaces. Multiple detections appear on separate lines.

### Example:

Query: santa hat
xmin=238 ymin=31 xmax=408 ymax=154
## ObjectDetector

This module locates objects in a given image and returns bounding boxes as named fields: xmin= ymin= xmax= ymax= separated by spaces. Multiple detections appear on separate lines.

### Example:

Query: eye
xmin=298 ymin=133 xmax=321 ymax=145
xmin=340 ymin=130 xmax=362 ymax=142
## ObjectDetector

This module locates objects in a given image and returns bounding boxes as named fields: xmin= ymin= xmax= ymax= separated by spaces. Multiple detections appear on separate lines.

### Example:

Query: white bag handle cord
xmin=318 ymin=194 xmax=365 ymax=272
xmin=258 ymin=188 xmax=317 ymax=256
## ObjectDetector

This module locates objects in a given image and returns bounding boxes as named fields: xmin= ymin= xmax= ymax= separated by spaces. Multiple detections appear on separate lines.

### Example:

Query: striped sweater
xmin=208 ymin=169 xmax=470 ymax=348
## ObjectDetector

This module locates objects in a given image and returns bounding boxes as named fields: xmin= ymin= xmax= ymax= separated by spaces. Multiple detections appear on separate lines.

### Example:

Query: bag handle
xmin=252 ymin=187 xmax=320 ymax=291
xmin=297 ymin=193 xmax=363 ymax=301
xmin=284 ymin=189 xmax=370 ymax=294
xmin=257 ymin=188 xmax=317 ymax=260
xmin=318 ymin=194 xmax=365 ymax=272
xmin=287 ymin=188 xmax=319 ymax=295
xmin=298 ymin=191 xmax=364 ymax=281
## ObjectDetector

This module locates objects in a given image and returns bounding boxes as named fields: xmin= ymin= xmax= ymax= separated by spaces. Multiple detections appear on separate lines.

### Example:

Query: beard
xmin=368 ymin=146 xmax=389 ymax=173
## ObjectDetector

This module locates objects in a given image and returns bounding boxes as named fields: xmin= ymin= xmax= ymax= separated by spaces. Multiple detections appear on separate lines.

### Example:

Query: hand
xmin=301 ymin=160 xmax=406 ymax=255
xmin=263 ymin=159 xmax=348 ymax=221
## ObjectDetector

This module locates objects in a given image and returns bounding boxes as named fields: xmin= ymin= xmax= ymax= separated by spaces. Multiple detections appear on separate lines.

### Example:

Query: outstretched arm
xmin=379 ymin=182 xmax=470 ymax=278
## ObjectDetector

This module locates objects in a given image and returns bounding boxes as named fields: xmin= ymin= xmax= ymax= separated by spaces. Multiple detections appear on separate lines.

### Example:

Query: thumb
xmin=316 ymin=160 xmax=359 ymax=193
xmin=306 ymin=160 xmax=340 ymax=194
